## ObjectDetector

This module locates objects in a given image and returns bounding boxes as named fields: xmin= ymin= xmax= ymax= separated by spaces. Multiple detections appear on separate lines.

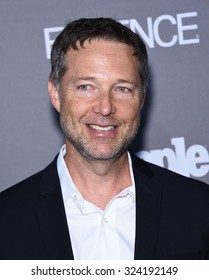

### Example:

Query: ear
xmin=48 ymin=80 xmax=60 ymax=112
xmin=140 ymin=96 xmax=145 ymax=110
xmin=141 ymin=101 xmax=145 ymax=110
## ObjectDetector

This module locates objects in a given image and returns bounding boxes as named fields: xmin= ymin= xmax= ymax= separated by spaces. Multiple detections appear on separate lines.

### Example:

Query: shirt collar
xmin=57 ymin=145 xmax=136 ymax=204
xmin=57 ymin=145 xmax=76 ymax=202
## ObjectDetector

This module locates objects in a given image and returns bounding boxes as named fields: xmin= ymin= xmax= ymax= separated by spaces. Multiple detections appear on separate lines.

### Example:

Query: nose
xmin=92 ymin=92 xmax=116 ymax=116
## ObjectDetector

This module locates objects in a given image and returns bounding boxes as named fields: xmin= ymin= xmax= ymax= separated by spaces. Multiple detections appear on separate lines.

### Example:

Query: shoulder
xmin=131 ymin=151 xmax=209 ymax=194
xmin=131 ymin=152 xmax=209 ymax=221
xmin=0 ymin=155 xmax=58 ymax=205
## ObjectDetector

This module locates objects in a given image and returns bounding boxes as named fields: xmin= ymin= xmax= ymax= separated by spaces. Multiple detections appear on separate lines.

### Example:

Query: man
xmin=0 ymin=18 xmax=209 ymax=260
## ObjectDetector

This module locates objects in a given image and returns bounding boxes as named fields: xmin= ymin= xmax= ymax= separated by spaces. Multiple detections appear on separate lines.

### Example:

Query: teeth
xmin=89 ymin=125 xmax=114 ymax=131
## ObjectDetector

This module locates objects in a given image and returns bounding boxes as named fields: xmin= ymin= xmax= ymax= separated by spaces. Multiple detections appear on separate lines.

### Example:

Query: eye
xmin=78 ymin=84 xmax=93 ymax=91
xmin=76 ymin=84 xmax=97 ymax=96
xmin=114 ymin=86 xmax=131 ymax=94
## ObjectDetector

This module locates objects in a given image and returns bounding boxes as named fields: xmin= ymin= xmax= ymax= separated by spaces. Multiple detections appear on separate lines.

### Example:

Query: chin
xmin=81 ymin=147 xmax=127 ymax=161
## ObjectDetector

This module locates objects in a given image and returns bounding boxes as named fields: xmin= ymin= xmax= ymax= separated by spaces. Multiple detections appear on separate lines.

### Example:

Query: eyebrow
xmin=69 ymin=77 xmax=140 ymax=90
xmin=71 ymin=77 xmax=137 ymax=84
xmin=71 ymin=77 xmax=96 ymax=83
xmin=115 ymin=78 xmax=138 ymax=85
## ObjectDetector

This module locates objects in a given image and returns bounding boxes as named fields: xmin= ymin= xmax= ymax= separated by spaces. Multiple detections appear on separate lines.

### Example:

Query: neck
xmin=64 ymin=144 xmax=132 ymax=209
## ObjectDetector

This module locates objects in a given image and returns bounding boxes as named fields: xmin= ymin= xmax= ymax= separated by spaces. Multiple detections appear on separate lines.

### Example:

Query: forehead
xmin=68 ymin=39 xmax=136 ymax=59
xmin=65 ymin=39 xmax=140 ymax=79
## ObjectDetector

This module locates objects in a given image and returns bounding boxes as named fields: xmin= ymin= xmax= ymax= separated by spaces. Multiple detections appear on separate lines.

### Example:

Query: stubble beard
xmin=60 ymin=114 xmax=140 ymax=161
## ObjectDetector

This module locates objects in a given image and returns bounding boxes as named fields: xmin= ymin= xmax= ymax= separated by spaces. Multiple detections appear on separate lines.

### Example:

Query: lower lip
xmin=86 ymin=125 xmax=118 ymax=137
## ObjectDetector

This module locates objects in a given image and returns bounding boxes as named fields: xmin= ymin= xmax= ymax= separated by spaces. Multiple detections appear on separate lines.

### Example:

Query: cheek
xmin=61 ymin=98 xmax=90 ymax=121
xmin=119 ymin=101 xmax=141 ymax=123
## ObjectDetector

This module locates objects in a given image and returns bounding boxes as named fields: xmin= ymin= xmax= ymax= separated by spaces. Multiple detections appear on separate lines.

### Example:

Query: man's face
xmin=51 ymin=39 xmax=143 ymax=160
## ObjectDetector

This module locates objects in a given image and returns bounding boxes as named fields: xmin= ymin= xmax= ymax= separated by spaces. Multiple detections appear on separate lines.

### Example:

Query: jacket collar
xmin=35 ymin=153 xmax=162 ymax=260
xmin=36 ymin=156 xmax=74 ymax=259
xmin=130 ymin=152 xmax=162 ymax=260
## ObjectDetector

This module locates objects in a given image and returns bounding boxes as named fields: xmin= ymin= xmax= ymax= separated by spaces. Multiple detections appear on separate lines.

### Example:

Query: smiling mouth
xmin=88 ymin=124 xmax=115 ymax=132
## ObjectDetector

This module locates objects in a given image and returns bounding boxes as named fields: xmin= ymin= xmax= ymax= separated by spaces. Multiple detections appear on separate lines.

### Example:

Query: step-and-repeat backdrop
xmin=0 ymin=0 xmax=208 ymax=191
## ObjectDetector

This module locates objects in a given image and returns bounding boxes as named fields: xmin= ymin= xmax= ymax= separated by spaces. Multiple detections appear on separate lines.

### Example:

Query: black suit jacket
xmin=0 ymin=153 xmax=209 ymax=260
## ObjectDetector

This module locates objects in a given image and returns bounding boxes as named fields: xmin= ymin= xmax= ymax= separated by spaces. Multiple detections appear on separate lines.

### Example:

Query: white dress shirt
xmin=57 ymin=145 xmax=136 ymax=260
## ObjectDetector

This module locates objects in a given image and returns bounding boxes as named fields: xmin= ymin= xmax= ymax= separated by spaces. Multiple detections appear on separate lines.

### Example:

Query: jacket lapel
xmin=34 ymin=153 xmax=162 ymax=260
xmin=131 ymin=153 xmax=162 ymax=260
xmin=35 ymin=157 xmax=74 ymax=259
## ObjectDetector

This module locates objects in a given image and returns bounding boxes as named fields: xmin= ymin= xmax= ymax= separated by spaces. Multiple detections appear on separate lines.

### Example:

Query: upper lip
xmin=88 ymin=124 xmax=116 ymax=127
xmin=84 ymin=117 xmax=121 ymax=127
